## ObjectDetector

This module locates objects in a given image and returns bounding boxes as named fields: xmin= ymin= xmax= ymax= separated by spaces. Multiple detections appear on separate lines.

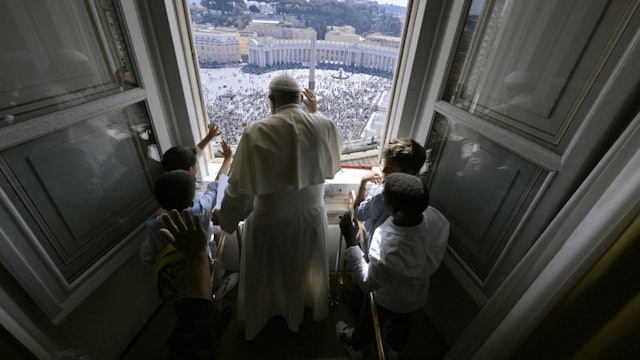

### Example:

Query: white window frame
xmin=396 ymin=0 xmax=640 ymax=356
xmin=0 ymin=0 xmax=189 ymax=354
xmin=0 ymin=0 xmax=205 ymax=328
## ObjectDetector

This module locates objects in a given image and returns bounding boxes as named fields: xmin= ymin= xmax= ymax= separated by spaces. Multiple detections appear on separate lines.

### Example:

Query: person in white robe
xmin=218 ymin=73 xmax=343 ymax=340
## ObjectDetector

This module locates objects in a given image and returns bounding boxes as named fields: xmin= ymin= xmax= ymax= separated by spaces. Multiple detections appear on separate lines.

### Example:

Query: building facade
xmin=193 ymin=28 xmax=241 ymax=65
xmin=248 ymin=38 xmax=398 ymax=73
xmin=245 ymin=20 xmax=315 ymax=40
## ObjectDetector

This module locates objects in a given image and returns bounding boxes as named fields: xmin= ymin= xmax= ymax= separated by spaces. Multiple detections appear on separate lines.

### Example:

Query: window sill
xmin=204 ymin=163 xmax=373 ymax=222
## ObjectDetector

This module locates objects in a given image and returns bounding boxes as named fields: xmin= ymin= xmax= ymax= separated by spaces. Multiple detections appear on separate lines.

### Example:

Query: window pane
xmin=188 ymin=1 xmax=408 ymax=159
xmin=1 ymin=103 xmax=161 ymax=281
xmin=443 ymin=0 xmax=611 ymax=149
xmin=0 ymin=0 xmax=137 ymax=127
xmin=425 ymin=114 xmax=547 ymax=279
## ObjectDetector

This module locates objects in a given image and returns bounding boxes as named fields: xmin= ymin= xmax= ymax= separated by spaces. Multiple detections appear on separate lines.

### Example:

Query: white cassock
xmin=219 ymin=103 xmax=342 ymax=340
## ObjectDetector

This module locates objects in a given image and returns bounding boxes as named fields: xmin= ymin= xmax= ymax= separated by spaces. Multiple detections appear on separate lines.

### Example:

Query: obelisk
xmin=309 ymin=35 xmax=317 ymax=90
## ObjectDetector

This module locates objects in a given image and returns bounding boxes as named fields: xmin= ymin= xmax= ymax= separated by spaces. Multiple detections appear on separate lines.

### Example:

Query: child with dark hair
xmin=140 ymin=128 xmax=236 ymax=304
xmin=161 ymin=123 xmax=232 ymax=199
xmin=141 ymin=170 xmax=219 ymax=299
xmin=140 ymin=168 xmax=235 ymax=343
xmin=336 ymin=173 xmax=450 ymax=360
xmin=163 ymin=123 xmax=220 ymax=172
xmin=161 ymin=145 xmax=199 ymax=173
xmin=153 ymin=170 xmax=197 ymax=211
xmin=341 ymin=138 xmax=427 ymax=320
xmin=353 ymin=137 xmax=427 ymax=250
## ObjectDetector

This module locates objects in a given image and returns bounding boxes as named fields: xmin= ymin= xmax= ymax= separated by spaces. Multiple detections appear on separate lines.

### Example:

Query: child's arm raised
xmin=196 ymin=123 xmax=222 ymax=151
xmin=216 ymin=140 xmax=233 ymax=180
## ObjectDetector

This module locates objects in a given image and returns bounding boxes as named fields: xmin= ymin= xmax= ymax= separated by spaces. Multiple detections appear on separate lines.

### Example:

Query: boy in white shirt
xmin=336 ymin=173 xmax=449 ymax=360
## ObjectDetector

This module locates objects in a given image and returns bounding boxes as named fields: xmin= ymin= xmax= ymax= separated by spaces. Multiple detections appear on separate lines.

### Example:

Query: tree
xmin=248 ymin=4 xmax=260 ymax=13
xmin=200 ymin=0 xmax=234 ymax=14
xmin=194 ymin=0 xmax=403 ymax=36
xmin=232 ymin=1 xmax=250 ymax=29
xmin=374 ymin=14 xmax=402 ymax=36
xmin=308 ymin=18 xmax=327 ymax=40
xmin=233 ymin=0 xmax=247 ymax=13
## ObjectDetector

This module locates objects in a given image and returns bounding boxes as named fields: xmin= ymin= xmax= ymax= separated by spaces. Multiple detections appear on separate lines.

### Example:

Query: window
xmin=425 ymin=113 xmax=547 ymax=279
xmin=0 ymin=1 xmax=137 ymax=127
xmin=422 ymin=0 xmax=552 ymax=280
xmin=0 ymin=1 xmax=161 ymax=286
xmin=443 ymin=0 xmax=611 ymax=152
xmin=423 ymin=0 xmax=637 ymax=285
xmin=185 ymin=0 xmax=410 ymax=165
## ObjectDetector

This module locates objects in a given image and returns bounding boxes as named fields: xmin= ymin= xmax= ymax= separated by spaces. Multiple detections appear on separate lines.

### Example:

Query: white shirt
xmin=345 ymin=206 xmax=450 ymax=313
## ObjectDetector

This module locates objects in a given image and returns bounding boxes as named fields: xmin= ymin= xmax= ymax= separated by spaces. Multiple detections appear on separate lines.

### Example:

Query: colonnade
xmin=248 ymin=39 xmax=398 ymax=73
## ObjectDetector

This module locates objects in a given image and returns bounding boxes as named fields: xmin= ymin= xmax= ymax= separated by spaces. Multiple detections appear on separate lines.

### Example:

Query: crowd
xmin=241 ymin=63 xmax=394 ymax=79
xmin=201 ymin=65 xmax=392 ymax=146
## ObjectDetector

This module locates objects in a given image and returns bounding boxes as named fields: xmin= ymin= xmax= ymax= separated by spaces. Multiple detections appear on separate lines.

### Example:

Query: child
xmin=143 ymin=171 xmax=232 ymax=347
xmin=140 ymin=170 xmax=217 ymax=300
xmin=353 ymin=138 xmax=426 ymax=250
xmin=162 ymin=123 xmax=220 ymax=173
xmin=336 ymin=173 xmax=449 ymax=360
xmin=161 ymin=123 xmax=231 ymax=198
xmin=342 ymin=138 xmax=426 ymax=318
xmin=140 ymin=135 xmax=234 ymax=302
xmin=159 ymin=209 xmax=220 ymax=358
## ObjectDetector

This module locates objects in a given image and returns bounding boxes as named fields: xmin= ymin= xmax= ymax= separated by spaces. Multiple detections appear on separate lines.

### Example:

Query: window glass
xmin=443 ymin=0 xmax=609 ymax=149
xmin=0 ymin=0 xmax=154 ymax=282
xmin=2 ymin=102 xmax=161 ymax=281
xmin=188 ymin=0 xmax=409 ymax=160
xmin=425 ymin=114 xmax=547 ymax=279
xmin=428 ymin=0 xmax=634 ymax=281
xmin=0 ymin=0 xmax=136 ymax=127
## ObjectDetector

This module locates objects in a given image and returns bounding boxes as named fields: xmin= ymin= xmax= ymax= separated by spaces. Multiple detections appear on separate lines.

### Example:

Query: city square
xmin=200 ymin=66 xmax=392 ymax=149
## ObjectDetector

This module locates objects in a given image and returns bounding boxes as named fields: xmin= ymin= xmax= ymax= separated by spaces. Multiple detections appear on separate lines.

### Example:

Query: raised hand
xmin=220 ymin=140 xmax=232 ymax=160
xmin=160 ymin=209 xmax=208 ymax=259
xmin=302 ymin=88 xmax=317 ymax=114
xmin=206 ymin=123 xmax=222 ymax=139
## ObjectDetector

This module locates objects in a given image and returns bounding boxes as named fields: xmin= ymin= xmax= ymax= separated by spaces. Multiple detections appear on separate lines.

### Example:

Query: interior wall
xmin=55 ymin=244 xmax=162 ymax=359
xmin=514 ymin=211 xmax=640 ymax=359
xmin=0 ymin=325 xmax=37 ymax=360
xmin=425 ymin=263 xmax=481 ymax=345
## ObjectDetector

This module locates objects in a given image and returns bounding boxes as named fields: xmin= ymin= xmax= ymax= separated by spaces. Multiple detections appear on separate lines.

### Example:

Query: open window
xmin=420 ymin=0 xmax=640 ymax=295
xmin=182 ymin=0 xmax=411 ymax=170
xmin=0 ymin=0 xmax=165 ymax=318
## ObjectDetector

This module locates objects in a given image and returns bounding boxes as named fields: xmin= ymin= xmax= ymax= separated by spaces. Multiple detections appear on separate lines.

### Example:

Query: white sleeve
xmin=218 ymin=184 xmax=253 ymax=234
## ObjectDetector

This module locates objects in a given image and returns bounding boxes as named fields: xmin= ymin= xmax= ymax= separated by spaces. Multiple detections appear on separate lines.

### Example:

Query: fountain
xmin=331 ymin=67 xmax=350 ymax=80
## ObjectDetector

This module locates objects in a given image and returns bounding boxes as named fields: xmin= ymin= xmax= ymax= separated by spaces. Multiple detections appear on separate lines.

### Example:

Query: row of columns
xmin=249 ymin=41 xmax=397 ymax=73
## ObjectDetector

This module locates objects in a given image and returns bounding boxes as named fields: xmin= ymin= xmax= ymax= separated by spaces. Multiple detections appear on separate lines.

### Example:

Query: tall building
xmin=245 ymin=20 xmax=316 ymax=40
xmin=326 ymin=26 xmax=362 ymax=43
xmin=193 ymin=27 xmax=241 ymax=65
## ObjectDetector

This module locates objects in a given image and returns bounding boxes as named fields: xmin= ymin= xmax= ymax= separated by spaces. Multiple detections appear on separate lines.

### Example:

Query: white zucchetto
xmin=269 ymin=73 xmax=301 ymax=92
